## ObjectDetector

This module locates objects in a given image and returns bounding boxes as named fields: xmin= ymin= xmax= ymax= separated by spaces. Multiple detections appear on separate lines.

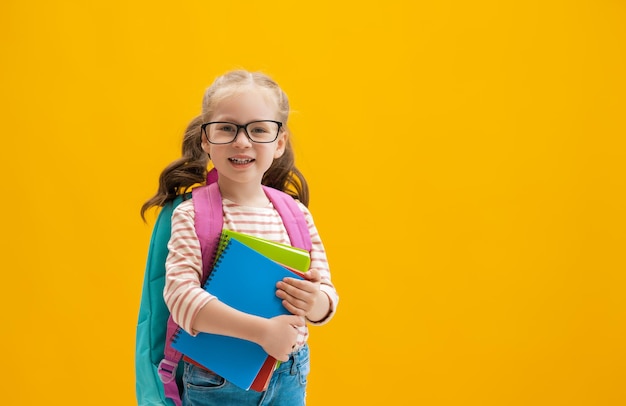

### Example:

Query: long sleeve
xmin=163 ymin=200 xmax=215 ymax=335
xmin=298 ymin=202 xmax=339 ymax=325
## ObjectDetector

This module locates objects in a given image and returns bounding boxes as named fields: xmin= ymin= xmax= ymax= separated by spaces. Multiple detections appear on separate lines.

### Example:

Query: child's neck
xmin=217 ymin=181 xmax=269 ymax=208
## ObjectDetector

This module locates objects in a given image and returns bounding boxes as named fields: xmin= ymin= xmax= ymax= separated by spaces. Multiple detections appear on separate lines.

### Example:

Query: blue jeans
xmin=182 ymin=345 xmax=310 ymax=406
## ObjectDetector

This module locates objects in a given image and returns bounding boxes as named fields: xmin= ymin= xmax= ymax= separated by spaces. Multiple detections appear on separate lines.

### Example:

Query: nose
xmin=232 ymin=127 xmax=252 ymax=147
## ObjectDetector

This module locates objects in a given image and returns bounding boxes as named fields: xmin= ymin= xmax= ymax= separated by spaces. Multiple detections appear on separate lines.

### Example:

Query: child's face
xmin=201 ymin=87 xmax=286 ymax=188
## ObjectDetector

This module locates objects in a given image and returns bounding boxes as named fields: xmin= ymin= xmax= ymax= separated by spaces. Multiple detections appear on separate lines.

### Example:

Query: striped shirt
xmin=164 ymin=197 xmax=338 ymax=348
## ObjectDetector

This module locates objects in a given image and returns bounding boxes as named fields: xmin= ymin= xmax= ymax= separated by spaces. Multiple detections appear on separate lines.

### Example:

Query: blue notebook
xmin=171 ymin=238 xmax=304 ymax=390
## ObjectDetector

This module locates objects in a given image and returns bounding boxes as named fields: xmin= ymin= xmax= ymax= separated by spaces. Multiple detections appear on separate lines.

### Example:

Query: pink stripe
xmin=175 ymin=287 xmax=199 ymax=328
xmin=183 ymin=290 xmax=212 ymax=331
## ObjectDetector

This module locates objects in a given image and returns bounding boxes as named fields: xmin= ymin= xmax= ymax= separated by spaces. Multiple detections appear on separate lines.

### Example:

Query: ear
xmin=273 ymin=130 xmax=287 ymax=159
xmin=201 ymin=133 xmax=211 ymax=155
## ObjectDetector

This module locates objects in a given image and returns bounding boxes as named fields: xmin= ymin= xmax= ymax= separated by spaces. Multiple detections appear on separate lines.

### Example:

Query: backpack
xmin=135 ymin=170 xmax=312 ymax=406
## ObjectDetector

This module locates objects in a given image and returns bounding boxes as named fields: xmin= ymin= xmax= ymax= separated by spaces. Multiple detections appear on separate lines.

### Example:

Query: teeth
xmin=230 ymin=158 xmax=253 ymax=164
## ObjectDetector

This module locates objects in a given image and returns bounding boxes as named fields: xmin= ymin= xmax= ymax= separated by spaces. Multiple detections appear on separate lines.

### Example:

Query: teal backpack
xmin=135 ymin=170 xmax=312 ymax=406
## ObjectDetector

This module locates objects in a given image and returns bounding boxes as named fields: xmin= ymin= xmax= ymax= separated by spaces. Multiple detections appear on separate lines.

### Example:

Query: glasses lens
xmin=206 ymin=123 xmax=238 ymax=144
xmin=246 ymin=121 xmax=279 ymax=143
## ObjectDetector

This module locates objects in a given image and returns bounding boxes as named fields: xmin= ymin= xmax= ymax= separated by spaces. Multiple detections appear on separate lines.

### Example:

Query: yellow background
xmin=2 ymin=1 xmax=625 ymax=405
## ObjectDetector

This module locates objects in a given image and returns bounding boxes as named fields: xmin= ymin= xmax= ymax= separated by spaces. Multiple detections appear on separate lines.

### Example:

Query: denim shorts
xmin=182 ymin=344 xmax=310 ymax=406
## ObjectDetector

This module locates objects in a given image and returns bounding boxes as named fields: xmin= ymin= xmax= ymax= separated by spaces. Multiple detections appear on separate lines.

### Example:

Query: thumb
xmin=289 ymin=315 xmax=306 ymax=328
xmin=303 ymin=269 xmax=321 ymax=282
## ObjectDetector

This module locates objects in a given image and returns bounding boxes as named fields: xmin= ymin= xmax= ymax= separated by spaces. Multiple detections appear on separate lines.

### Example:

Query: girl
xmin=141 ymin=70 xmax=338 ymax=405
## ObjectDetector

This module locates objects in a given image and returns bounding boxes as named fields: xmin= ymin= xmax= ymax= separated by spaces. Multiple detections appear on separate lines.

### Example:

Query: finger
xmin=282 ymin=300 xmax=306 ymax=317
xmin=279 ymin=278 xmax=317 ymax=296
xmin=278 ymin=288 xmax=311 ymax=311
xmin=277 ymin=285 xmax=309 ymax=304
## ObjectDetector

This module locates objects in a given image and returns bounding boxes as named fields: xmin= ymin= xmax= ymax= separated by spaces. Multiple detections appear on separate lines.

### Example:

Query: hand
xmin=259 ymin=315 xmax=305 ymax=362
xmin=276 ymin=269 xmax=322 ymax=317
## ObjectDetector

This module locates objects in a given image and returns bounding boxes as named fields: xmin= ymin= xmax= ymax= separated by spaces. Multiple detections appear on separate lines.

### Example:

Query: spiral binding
xmin=206 ymin=243 xmax=230 ymax=285
xmin=201 ymin=234 xmax=231 ymax=286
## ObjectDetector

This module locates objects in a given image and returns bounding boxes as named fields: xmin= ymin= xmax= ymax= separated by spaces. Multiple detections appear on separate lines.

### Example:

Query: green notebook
xmin=218 ymin=229 xmax=311 ymax=273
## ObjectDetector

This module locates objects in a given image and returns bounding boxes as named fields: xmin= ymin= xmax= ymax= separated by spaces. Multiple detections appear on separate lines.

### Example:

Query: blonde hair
xmin=202 ymin=70 xmax=290 ymax=124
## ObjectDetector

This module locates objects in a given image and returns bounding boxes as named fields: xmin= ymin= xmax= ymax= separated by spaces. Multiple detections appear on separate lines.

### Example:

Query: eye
xmin=218 ymin=124 xmax=237 ymax=132
xmin=249 ymin=126 xmax=269 ymax=134
xmin=248 ymin=122 xmax=273 ymax=133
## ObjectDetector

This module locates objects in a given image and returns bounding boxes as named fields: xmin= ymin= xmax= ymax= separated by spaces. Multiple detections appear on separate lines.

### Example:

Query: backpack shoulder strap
xmin=192 ymin=182 xmax=224 ymax=284
xmin=262 ymin=185 xmax=312 ymax=252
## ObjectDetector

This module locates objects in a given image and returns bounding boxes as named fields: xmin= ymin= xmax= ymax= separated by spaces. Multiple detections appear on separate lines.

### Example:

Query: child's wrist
xmin=306 ymin=289 xmax=331 ymax=323
xmin=247 ymin=315 xmax=272 ymax=346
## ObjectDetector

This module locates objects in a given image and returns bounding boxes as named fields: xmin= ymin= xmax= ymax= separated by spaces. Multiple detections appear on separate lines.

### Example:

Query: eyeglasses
xmin=200 ymin=120 xmax=283 ymax=144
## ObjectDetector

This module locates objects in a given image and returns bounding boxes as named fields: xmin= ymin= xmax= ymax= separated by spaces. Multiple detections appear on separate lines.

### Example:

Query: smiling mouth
xmin=229 ymin=158 xmax=254 ymax=164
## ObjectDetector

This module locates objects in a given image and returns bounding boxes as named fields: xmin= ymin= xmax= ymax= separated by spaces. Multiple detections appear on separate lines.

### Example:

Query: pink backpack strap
xmin=262 ymin=185 xmax=312 ymax=252
xmin=192 ymin=182 xmax=225 ymax=284
xmin=158 ymin=327 xmax=182 ymax=405
xmin=206 ymin=167 xmax=219 ymax=185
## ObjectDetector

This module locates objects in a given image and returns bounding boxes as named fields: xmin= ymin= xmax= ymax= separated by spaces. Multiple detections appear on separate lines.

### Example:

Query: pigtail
xmin=140 ymin=115 xmax=208 ymax=221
